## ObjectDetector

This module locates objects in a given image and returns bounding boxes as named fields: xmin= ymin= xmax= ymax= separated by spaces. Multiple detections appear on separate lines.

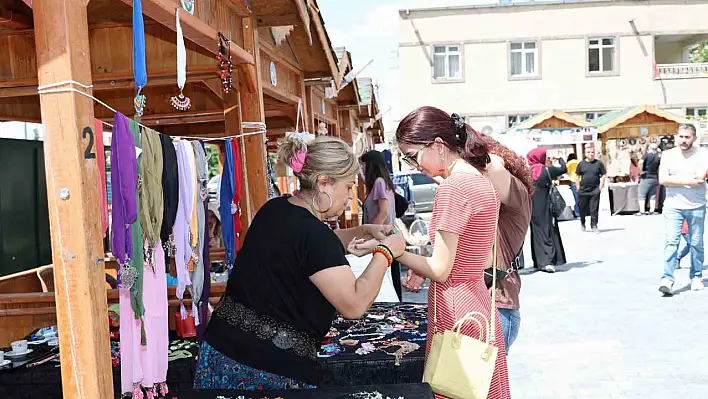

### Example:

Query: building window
xmin=586 ymin=112 xmax=605 ymax=122
xmin=510 ymin=41 xmax=538 ymax=77
xmin=686 ymin=108 xmax=707 ymax=119
xmin=507 ymin=114 xmax=531 ymax=128
xmin=432 ymin=45 xmax=462 ymax=81
xmin=588 ymin=37 xmax=616 ymax=73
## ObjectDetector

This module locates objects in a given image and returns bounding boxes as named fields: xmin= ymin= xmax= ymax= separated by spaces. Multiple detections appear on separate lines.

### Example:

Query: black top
xmin=576 ymin=159 xmax=606 ymax=193
xmin=641 ymin=152 xmax=661 ymax=179
xmin=205 ymin=196 xmax=349 ymax=384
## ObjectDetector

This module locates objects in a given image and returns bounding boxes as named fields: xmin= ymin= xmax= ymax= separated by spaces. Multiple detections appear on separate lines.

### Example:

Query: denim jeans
xmin=678 ymin=233 xmax=691 ymax=261
xmin=498 ymin=308 xmax=520 ymax=354
xmin=569 ymin=182 xmax=580 ymax=217
xmin=663 ymin=206 xmax=706 ymax=281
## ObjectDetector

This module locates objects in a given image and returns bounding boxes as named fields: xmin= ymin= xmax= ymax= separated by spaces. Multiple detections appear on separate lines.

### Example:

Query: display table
xmin=174 ymin=384 xmax=434 ymax=399
xmin=0 ymin=303 xmax=429 ymax=399
xmin=609 ymin=182 xmax=640 ymax=214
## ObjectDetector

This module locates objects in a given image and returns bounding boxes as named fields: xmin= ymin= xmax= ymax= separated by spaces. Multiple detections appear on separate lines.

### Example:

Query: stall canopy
xmin=592 ymin=105 xmax=691 ymax=139
xmin=512 ymin=109 xmax=591 ymax=130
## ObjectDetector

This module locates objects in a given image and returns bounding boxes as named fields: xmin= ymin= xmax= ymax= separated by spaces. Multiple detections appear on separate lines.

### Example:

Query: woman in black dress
xmin=526 ymin=148 xmax=567 ymax=273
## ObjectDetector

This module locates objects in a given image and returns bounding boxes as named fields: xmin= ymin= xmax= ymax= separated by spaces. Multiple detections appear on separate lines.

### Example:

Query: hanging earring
xmin=438 ymin=154 xmax=445 ymax=173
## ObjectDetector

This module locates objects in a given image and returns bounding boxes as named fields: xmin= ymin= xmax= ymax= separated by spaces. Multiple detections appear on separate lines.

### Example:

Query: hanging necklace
xmin=170 ymin=8 xmax=191 ymax=111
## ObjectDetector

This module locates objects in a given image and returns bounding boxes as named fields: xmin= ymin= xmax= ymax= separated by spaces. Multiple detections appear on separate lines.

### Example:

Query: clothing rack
xmin=37 ymin=80 xmax=267 ymax=141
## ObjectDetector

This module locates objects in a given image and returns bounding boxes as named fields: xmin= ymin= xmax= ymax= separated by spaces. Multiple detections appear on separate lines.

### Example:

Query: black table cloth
xmin=174 ymin=384 xmax=434 ymax=399
xmin=0 ymin=303 xmax=429 ymax=399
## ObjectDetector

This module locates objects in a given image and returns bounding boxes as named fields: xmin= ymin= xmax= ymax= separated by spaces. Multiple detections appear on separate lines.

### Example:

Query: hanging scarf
xmin=160 ymin=134 xmax=179 ymax=271
xmin=95 ymin=119 xmax=109 ymax=237
xmin=197 ymin=197 xmax=211 ymax=342
xmin=129 ymin=119 xmax=147 ymax=345
xmin=185 ymin=142 xmax=199 ymax=273
xmin=190 ymin=141 xmax=207 ymax=325
xmin=174 ymin=141 xmax=194 ymax=319
xmin=232 ymin=139 xmax=243 ymax=251
xmin=170 ymin=8 xmax=191 ymax=111
xmin=132 ymin=0 xmax=147 ymax=116
xmin=110 ymin=113 xmax=138 ymax=270
xmin=220 ymin=139 xmax=236 ymax=269
xmin=139 ymin=127 xmax=164 ymax=261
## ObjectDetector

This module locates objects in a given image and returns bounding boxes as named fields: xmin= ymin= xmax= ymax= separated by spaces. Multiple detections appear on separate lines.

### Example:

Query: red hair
xmin=396 ymin=106 xmax=490 ymax=170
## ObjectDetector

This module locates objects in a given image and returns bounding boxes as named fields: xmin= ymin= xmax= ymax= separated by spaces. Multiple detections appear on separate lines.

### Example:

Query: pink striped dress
xmin=427 ymin=172 xmax=511 ymax=399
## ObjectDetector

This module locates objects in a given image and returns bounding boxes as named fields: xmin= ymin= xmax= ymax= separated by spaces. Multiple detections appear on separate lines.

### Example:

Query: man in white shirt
xmin=658 ymin=124 xmax=708 ymax=294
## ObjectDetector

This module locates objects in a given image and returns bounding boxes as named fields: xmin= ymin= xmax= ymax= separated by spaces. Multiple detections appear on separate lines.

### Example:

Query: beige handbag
xmin=423 ymin=224 xmax=499 ymax=399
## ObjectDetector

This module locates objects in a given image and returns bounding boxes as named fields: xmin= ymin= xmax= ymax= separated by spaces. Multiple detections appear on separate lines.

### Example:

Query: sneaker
xmin=635 ymin=212 xmax=645 ymax=216
xmin=581 ymin=225 xmax=586 ymax=232
xmin=658 ymin=278 xmax=673 ymax=295
xmin=691 ymin=277 xmax=704 ymax=291
xmin=591 ymin=227 xmax=599 ymax=234
xmin=542 ymin=265 xmax=556 ymax=273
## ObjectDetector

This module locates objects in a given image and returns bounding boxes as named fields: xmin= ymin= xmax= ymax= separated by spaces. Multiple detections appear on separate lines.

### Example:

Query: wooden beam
xmin=228 ymin=0 xmax=252 ymax=16
xmin=262 ymin=84 xmax=301 ymax=105
xmin=240 ymin=16 xmax=268 ymax=222
xmin=256 ymin=13 xmax=300 ymax=27
xmin=33 ymin=0 xmax=113 ymax=398
xmin=120 ymin=0 xmax=254 ymax=65
xmin=307 ymin=1 xmax=339 ymax=87
xmin=141 ymin=110 xmax=225 ymax=125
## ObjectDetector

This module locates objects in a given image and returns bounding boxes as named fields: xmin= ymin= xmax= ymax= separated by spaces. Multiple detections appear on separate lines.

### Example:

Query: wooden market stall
xmin=591 ymin=105 xmax=691 ymax=214
xmin=0 ymin=0 xmax=326 ymax=397
xmin=509 ymin=109 xmax=591 ymax=159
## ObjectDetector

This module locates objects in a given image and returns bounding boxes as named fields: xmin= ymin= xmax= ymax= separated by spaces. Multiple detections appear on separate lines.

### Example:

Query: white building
xmin=396 ymin=0 xmax=708 ymax=134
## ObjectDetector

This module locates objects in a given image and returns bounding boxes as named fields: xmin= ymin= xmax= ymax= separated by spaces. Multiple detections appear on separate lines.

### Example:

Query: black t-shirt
xmin=576 ymin=159 xmax=606 ymax=193
xmin=641 ymin=152 xmax=661 ymax=179
xmin=205 ymin=196 xmax=348 ymax=384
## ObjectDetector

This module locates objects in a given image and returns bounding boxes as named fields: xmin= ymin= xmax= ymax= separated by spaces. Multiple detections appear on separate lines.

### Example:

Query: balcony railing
xmin=655 ymin=62 xmax=708 ymax=80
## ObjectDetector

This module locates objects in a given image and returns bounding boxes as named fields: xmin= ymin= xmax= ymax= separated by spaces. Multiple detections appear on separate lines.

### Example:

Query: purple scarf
xmin=174 ymin=141 xmax=194 ymax=318
xmin=110 ymin=113 xmax=138 ymax=265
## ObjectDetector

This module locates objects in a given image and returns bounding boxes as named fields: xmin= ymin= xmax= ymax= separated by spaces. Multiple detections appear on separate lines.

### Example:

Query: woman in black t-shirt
xmin=195 ymin=134 xmax=405 ymax=390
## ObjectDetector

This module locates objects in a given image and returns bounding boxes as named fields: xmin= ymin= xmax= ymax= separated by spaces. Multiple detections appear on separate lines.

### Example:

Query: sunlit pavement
xmin=402 ymin=212 xmax=708 ymax=399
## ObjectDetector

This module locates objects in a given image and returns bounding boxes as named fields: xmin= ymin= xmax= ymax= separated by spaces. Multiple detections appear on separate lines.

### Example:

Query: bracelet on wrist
xmin=373 ymin=245 xmax=393 ymax=268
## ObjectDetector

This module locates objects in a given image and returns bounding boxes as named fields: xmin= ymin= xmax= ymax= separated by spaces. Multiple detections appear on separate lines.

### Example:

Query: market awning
xmin=512 ymin=109 xmax=591 ymax=130
xmin=592 ymin=105 xmax=691 ymax=139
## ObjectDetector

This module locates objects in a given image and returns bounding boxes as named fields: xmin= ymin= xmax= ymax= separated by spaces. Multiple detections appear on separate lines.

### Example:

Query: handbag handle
xmin=432 ymin=180 xmax=500 ymax=347
xmin=452 ymin=311 xmax=490 ymax=343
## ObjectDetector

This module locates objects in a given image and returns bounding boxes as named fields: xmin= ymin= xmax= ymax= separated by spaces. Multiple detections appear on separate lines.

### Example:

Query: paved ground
xmin=402 ymin=213 xmax=708 ymax=399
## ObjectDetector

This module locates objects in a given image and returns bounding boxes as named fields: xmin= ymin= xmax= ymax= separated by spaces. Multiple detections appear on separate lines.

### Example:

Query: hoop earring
xmin=312 ymin=191 xmax=333 ymax=214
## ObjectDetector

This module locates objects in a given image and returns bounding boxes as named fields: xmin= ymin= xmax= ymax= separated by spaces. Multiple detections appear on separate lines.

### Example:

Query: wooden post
xmin=33 ymin=1 xmax=113 ymax=398
xmin=240 ymin=17 xmax=269 ymax=221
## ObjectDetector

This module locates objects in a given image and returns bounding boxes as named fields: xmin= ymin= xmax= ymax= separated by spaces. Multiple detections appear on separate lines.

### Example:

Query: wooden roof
xmin=592 ymin=105 xmax=690 ymax=133
xmin=333 ymin=46 xmax=360 ymax=106
xmin=513 ymin=109 xmax=591 ymax=130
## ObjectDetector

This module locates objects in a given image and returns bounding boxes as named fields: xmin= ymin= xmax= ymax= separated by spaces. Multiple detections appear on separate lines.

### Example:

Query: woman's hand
xmin=402 ymin=269 xmax=426 ymax=292
xmin=365 ymin=224 xmax=395 ymax=241
xmin=382 ymin=232 xmax=406 ymax=259
xmin=347 ymin=237 xmax=379 ymax=257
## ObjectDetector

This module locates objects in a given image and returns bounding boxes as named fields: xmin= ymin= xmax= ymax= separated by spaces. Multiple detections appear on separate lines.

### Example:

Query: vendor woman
xmin=195 ymin=134 xmax=405 ymax=390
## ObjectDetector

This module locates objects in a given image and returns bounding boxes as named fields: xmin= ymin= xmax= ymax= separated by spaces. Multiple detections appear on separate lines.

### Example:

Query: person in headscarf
xmin=527 ymin=148 xmax=567 ymax=273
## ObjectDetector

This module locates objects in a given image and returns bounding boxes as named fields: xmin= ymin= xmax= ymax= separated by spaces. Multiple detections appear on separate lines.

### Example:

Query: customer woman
xmin=195 ymin=135 xmax=405 ymax=390
xmin=527 ymin=148 xmax=567 ymax=273
xmin=395 ymin=106 xmax=511 ymax=398
xmin=360 ymin=149 xmax=402 ymax=300
xmin=400 ymin=136 xmax=533 ymax=354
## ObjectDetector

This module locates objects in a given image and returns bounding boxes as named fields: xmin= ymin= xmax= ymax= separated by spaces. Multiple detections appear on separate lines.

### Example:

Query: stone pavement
xmin=402 ymin=213 xmax=708 ymax=399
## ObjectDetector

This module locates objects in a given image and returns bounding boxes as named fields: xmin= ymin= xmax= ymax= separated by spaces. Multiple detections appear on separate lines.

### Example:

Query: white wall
xmin=397 ymin=0 xmax=708 ymax=120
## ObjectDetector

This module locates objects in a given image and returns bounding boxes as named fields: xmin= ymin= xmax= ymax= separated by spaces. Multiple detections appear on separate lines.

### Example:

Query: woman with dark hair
xmin=394 ymin=106 xmax=510 ymax=398
xmin=404 ymin=133 xmax=534 ymax=354
xmin=360 ymin=150 xmax=402 ymax=300
xmin=527 ymin=148 xmax=567 ymax=273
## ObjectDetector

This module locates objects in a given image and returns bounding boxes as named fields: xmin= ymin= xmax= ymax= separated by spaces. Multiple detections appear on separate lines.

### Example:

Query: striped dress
xmin=427 ymin=172 xmax=511 ymax=399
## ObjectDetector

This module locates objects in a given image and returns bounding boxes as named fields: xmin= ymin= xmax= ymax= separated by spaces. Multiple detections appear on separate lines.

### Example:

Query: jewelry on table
xmin=377 ymin=340 xmax=420 ymax=366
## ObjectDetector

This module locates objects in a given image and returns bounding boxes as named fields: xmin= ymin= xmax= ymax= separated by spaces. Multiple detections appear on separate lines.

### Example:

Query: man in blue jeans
xmin=658 ymin=124 xmax=708 ymax=295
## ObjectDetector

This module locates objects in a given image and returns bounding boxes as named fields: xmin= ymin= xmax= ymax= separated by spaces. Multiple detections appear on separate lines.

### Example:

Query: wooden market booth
xmin=0 ymin=0 xmax=342 ymax=397
xmin=510 ymin=109 xmax=591 ymax=159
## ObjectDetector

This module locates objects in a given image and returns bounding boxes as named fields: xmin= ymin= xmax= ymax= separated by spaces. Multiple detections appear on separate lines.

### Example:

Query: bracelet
xmin=373 ymin=245 xmax=393 ymax=268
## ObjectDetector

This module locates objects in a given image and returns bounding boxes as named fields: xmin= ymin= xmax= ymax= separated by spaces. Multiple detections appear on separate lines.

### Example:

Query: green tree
xmin=689 ymin=40 xmax=708 ymax=63
xmin=205 ymin=145 xmax=221 ymax=179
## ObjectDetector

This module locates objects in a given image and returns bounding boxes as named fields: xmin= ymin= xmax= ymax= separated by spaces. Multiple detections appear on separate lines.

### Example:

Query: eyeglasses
xmin=401 ymin=143 xmax=433 ymax=169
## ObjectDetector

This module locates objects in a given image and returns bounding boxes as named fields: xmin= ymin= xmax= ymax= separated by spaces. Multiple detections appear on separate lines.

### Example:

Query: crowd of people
xmin=191 ymin=105 xmax=707 ymax=399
